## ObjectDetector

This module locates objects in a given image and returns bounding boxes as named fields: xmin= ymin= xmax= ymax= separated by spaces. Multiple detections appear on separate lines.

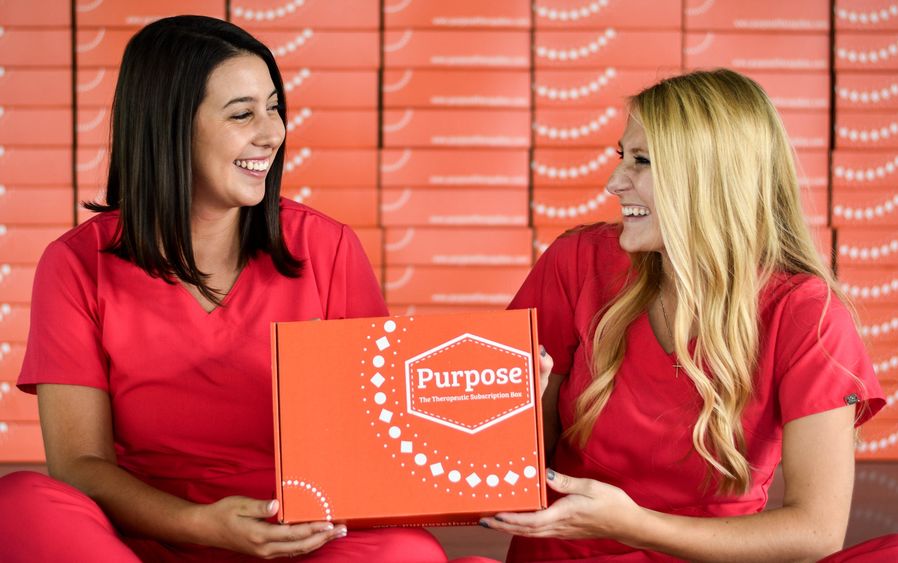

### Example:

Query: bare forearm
xmin=625 ymin=505 xmax=844 ymax=562
xmin=51 ymin=455 xmax=206 ymax=545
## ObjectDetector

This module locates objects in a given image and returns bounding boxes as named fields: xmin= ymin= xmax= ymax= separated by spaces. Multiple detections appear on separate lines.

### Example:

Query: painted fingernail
xmin=479 ymin=520 xmax=491 ymax=529
xmin=539 ymin=345 xmax=547 ymax=357
xmin=547 ymin=469 xmax=556 ymax=481
xmin=338 ymin=528 xmax=348 ymax=538
xmin=494 ymin=516 xmax=505 ymax=523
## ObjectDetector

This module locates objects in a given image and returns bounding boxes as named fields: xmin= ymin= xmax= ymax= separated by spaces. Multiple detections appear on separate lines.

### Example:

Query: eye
xmin=231 ymin=111 xmax=252 ymax=121
xmin=268 ymin=103 xmax=283 ymax=113
xmin=634 ymin=155 xmax=651 ymax=165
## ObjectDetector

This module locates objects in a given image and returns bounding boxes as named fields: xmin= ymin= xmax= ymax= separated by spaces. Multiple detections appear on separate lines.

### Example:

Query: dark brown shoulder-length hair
xmin=84 ymin=15 xmax=301 ymax=304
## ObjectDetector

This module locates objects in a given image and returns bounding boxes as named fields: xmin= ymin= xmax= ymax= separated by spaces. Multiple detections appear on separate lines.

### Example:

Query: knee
xmin=0 ymin=471 xmax=56 ymax=504
xmin=0 ymin=471 xmax=90 ymax=512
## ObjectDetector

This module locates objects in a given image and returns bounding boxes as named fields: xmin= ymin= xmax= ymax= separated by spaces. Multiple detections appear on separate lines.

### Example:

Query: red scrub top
xmin=18 ymin=198 xmax=388 ymax=505
xmin=507 ymin=223 xmax=885 ymax=562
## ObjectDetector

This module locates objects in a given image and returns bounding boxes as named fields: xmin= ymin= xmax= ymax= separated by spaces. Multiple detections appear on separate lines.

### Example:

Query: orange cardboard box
xmin=0 ymin=421 xmax=44 ymax=462
xmin=0 ymin=225 xmax=68 ymax=264
xmin=380 ymin=149 xmax=529 ymax=188
xmin=0 ymin=108 xmax=71 ymax=147
xmin=855 ymin=418 xmax=898 ymax=459
xmin=836 ymin=110 xmax=898 ymax=149
xmin=231 ymin=0 xmax=379 ymax=30
xmin=533 ymin=0 xmax=682 ymax=30
xmin=380 ymin=188 xmax=529 ymax=227
xmin=871 ymin=353 xmax=898 ymax=388
xmin=811 ymin=226 xmax=834 ymax=266
xmin=836 ymin=1 xmax=898 ymax=32
xmin=383 ymin=30 xmax=530 ymax=69
xmin=835 ymin=71 xmax=898 ymax=111
xmin=280 ymin=186 xmax=378 ymax=227
xmin=533 ymin=107 xmax=626 ymax=147
xmin=282 ymin=69 xmax=377 ymax=109
xmin=862 ymin=338 xmax=898 ymax=368
xmin=384 ymin=267 xmax=529 ymax=307
xmin=284 ymin=109 xmax=377 ymax=148
xmin=281 ymin=148 xmax=377 ymax=187
xmin=534 ymin=227 xmax=568 ymax=259
xmin=854 ymin=303 xmax=898 ymax=343
xmin=0 ymin=28 xmax=71 ymax=67
xmin=780 ymin=110 xmax=829 ymax=150
xmin=75 ymin=0 xmax=225 ymax=26
xmin=382 ymin=109 xmax=530 ymax=148
xmin=532 ymin=186 xmax=620 ymax=227
xmin=0 ymin=264 xmax=36 ymax=303
xmin=0 ymin=381 xmax=38 ymax=421
xmin=76 ymin=28 xmax=137 ymax=68
xmin=384 ymin=0 xmax=530 ymax=29
xmin=533 ymin=68 xmax=680 ymax=108
xmin=832 ymin=149 xmax=898 ymax=189
xmin=836 ymin=227 xmax=898 ymax=266
xmin=832 ymin=187 xmax=898 ymax=227
xmin=384 ymin=227 xmax=533 ymax=266
xmin=0 ymin=68 xmax=72 ymax=107
xmin=76 ymin=106 xmax=110 ymax=148
xmin=0 ymin=344 xmax=25 ymax=380
xmin=271 ymin=309 xmax=546 ymax=525
xmin=389 ymin=304 xmax=500 ymax=316
xmin=354 ymin=227 xmax=383 ymax=267
xmin=0 ymin=147 xmax=72 ymax=186
xmin=0 ymin=303 xmax=29 ymax=342
xmin=684 ymin=32 xmax=829 ymax=71
xmin=534 ymin=30 xmax=682 ymax=69
xmin=835 ymin=32 xmax=898 ymax=71
xmin=800 ymin=186 xmax=829 ymax=228
xmin=795 ymin=150 xmax=828 ymax=190
xmin=839 ymin=265 xmax=898 ymax=305
xmin=531 ymin=147 xmax=619 ymax=187
xmin=684 ymin=0 xmax=829 ymax=32
xmin=382 ymin=69 xmax=530 ymax=109
xmin=75 ymin=147 xmax=108 ymax=191
xmin=743 ymin=71 xmax=830 ymax=111
xmin=251 ymin=30 xmax=379 ymax=69
xmin=76 ymin=67 xmax=118 ymax=107
xmin=0 ymin=0 xmax=69 ymax=26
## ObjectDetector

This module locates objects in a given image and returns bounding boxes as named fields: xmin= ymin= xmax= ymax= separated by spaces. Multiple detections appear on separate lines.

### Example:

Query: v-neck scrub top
xmin=18 ymin=198 xmax=389 ymax=505
xmin=506 ymin=223 xmax=885 ymax=562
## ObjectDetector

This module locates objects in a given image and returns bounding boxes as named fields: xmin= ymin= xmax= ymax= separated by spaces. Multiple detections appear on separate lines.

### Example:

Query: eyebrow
xmin=222 ymin=89 xmax=279 ymax=109
xmin=616 ymin=142 xmax=648 ymax=153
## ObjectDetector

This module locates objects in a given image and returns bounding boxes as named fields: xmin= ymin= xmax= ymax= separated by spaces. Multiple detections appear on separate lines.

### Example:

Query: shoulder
xmin=41 ymin=211 xmax=120 ymax=271
xmin=762 ymin=273 xmax=849 ymax=330
xmin=278 ymin=197 xmax=348 ymax=244
xmin=543 ymin=222 xmax=629 ymax=284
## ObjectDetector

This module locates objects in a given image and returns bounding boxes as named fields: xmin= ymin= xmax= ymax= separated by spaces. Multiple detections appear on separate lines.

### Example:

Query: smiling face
xmin=191 ymin=54 xmax=285 ymax=219
xmin=606 ymin=115 xmax=664 ymax=255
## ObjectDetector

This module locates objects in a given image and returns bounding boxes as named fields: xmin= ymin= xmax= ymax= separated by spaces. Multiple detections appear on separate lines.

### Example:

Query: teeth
xmin=234 ymin=159 xmax=270 ymax=172
xmin=621 ymin=206 xmax=650 ymax=217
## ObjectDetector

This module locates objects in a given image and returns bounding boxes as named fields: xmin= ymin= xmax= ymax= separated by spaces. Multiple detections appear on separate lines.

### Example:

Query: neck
xmin=190 ymin=208 xmax=241 ymax=274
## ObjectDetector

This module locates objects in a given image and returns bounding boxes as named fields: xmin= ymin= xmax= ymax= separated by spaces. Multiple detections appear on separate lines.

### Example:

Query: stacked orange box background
xmin=683 ymin=0 xmax=834 ymax=260
xmin=0 ymin=0 xmax=72 ymax=462
xmin=380 ymin=0 xmax=533 ymax=315
xmin=531 ymin=0 xmax=682 ymax=257
xmin=1 ymin=0 xmax=897 ymax=465
xmin=833 ymin=0 xmax=898 ymax=459
xmin=236 ymin=0 xmax=384 ymax=279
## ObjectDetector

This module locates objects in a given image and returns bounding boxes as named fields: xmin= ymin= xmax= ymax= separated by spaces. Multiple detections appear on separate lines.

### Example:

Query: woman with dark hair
xmin=0 ymin=16 xmax=447 ymax=562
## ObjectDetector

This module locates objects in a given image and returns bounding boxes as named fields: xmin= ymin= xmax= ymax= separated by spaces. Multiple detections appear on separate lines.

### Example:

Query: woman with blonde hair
xmin=482 ymin=69 xmax=886 ymax=561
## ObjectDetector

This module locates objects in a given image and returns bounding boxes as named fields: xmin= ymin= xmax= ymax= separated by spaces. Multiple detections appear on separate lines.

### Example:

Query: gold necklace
xmin=658 ymin=296 xmax=682 ymax=377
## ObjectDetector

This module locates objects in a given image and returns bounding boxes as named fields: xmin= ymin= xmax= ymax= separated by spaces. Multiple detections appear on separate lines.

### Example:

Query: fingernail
xmin=266 ymin=500 xmax=278 ymax=512
xmin=494 ymin=516 xmax=505 ymax=523
xmin=547 ymin=469 xmax=556 ymax=481
xmin=338 ymin=528 xmax=348 ymax=538
xmin=478 ymin=520 xmax=491 ymax=529
xmin=539 ymin=345 xmax=546 ymax=357
xmin=324 ymin=523 xmax=334 ymax=531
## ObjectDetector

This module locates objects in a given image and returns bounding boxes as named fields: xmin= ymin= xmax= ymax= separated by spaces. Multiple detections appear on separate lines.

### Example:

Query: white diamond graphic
xmin=466 ymin=473 xmax=481 ymax=488
xmin=504 ymin=471 xmax=519 ymax=485
xmin=430 ymin=462 xmax=444 ymax=476
xmin=400 ymin=441 xmax=413 ymax=453
xmin=371 ymin=373 xmax=385 ymax=387
xmin=379 ymin=409 xmax=393 ymax=423
xmin=376 ymin=336 xmax=390 ymax=351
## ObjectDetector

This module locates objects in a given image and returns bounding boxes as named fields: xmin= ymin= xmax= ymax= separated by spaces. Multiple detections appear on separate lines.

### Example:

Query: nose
xmin=605 ymin=165 xmax=630 ymax=196
xmin=255 ymin=111 xmax=285 ymax=149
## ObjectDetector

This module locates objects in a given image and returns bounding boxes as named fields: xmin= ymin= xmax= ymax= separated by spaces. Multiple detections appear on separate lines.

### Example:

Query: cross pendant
xmin=673 ymin=362 xmax=682 ymax=377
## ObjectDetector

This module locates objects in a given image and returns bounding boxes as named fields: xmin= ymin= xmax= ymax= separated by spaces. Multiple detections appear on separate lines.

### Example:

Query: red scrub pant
xmin=0 ymin=471 xmax=480 ymax=562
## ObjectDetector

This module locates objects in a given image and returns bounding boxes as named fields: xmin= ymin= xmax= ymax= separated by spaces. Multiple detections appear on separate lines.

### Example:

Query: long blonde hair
xmin=568 ymin=69 xmax=840 ymax=494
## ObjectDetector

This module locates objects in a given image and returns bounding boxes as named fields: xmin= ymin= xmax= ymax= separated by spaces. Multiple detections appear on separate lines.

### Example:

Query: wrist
xmin=614 ymin=505 xmax=656 ymax=550
xmin=178 ymin=501 xmax=211 ymax=546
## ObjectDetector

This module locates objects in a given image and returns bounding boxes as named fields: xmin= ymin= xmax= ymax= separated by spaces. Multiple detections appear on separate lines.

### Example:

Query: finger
xmin=239 ymin=498 xmax=279 ymax=519
xmin=538 ymin=346 xmax=554 ymax=378
xmin=479 ymin=516 xmax=557 ymax=537
xmin=545 ymin=469 xmax=593 ymax=497
xmin=261 ymin=521 xmax=335 ymax=543
xmin=264 ymin=526 xmax=347 ymax=559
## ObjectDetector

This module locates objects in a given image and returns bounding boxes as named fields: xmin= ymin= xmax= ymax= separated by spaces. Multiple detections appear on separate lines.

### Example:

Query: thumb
xmin=242 ymin=498 xmax=279 ymax=519
xmin=538 ymin=345 xmax=553 ymax=395
xmin=545 ymin=468 xmax=592 ymax=496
